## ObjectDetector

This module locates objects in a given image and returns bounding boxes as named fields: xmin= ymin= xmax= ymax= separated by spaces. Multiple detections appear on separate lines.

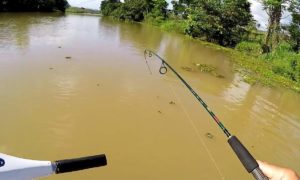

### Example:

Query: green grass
xmin=144 ymin=17 xmax=187 ymax=34
xmin=184 ymin=39 xmax=300 ymax=92
xmin=232 ymin=42 xmax=300 ymax=92
xmin=235 ymin=41 xmax=262 ymax=57
xmin=159 ymin=20 xmax=187 ymax=34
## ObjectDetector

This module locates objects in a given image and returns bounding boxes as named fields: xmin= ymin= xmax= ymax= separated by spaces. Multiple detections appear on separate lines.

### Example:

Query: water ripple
xmin=52 ymin=75 xmax=78 ymax=103
xmin=222 ymin=73 xmax=251 ymax=105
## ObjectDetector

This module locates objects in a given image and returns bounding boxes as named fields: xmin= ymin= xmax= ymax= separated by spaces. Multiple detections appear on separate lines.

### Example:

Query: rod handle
xmin=54 ymin=154 xmax=107 ymax=174
xmin=252 ymin=167 xmax=269 ymax=180
xmin=228 ymin=136 xmax=268 ymax=180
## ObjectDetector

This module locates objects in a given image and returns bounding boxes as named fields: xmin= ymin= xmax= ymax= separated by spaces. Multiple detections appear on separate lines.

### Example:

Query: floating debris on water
xmin=197 ymin=64 xmax=216 ymax=73
xmin=97 ymin=83 xmax=100 ymax=86
xmin=158 ymin=110 xmax=162 ymax=114
xmin=193 ymin=63 xmax=225 ymax=78
xmin=49 ymin=67 xmax=54 ymax=70
xmin=65 ymin=56 xmax=72 ymax=59
xmin=205 ymin=132 xmax=214 ymax=139
xmin=181 ymin=66 xmax=195 ymax=72
xmin=58 ymin=46 xmax=62 ymax=48
xmin=215 ymin=74 xmax=225 ymax=78
xmin=169 ymin=101 xmax=175 ymax=105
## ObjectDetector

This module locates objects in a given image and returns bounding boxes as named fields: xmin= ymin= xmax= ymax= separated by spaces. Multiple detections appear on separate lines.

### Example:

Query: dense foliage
xmin=0 ymin=0 xmax=69 ymax=12
xmin=262 ymin=43 xmax=300 ymax=82
xmin=288 ymin=11 xmax=300 ymax=53
xmin=171 ymin=0 xmax=193 ymax=18
xmin=185 ymin=0 xmax=252 ymax=47
xmin=100 ymin=0 xmax=122 ymax=16
xmin=261 ymin=0 xmax=300 ymax=52
xmin=101 ymin=0 xmax=167 ymax=21
xmin=100 ymin=0 xmax=252 ymax=47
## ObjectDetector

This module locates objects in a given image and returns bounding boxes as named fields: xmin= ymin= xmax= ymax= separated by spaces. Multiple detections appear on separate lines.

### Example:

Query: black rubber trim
xmin=55 ymin=154 xmax=107 ymax=174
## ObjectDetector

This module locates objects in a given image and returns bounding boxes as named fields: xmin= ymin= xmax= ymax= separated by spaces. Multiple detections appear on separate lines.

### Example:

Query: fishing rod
xmin=0 ymin=153 xmax=107 ymax=180
xmin=144 ymin=49 xmax=268 ymax=180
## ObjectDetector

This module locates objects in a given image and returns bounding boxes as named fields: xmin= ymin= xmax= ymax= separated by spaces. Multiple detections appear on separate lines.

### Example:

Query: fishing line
xmin=144 ymin=49 xmax=268 ymax=180
xmin=144 ymin=50 xmax=231 ymax=137
xmin=144 ymin=56 xmax=223 ymax=177
xmin=168 ymin=83 xmax=225 ymax=179
xmin=144 ymin=57 xmax=152 ymax=74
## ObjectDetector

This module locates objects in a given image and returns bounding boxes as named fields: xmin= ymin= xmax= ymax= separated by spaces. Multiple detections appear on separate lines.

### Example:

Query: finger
xmin=257 ymin=160 xmax=282 ymax=179
xmin=257 ymin=160 xmax=300 ymax=180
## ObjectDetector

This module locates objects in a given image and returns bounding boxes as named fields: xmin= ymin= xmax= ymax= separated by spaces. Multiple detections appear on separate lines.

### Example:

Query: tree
xmin=149 ymin=0 xmax=168 ymax=19
xmin=100 ymin=0 xmax=168 ymax=22
xmin=54 ymin=0 xmax=69 ymax=12
xmin=185 ymin=0 xmax=252 ymax=47
xmin=260 ymin=0 xmax=299 ymax=52
xmin=100 ymin=0 xmax=121 ymax=16
xmin=0 ymin=0 xmax=68 ymax=12
xmin=288 ymin=12 xmax=300 ymax=53
xmin=120 ymin=0 xmax=150 ymax=21
xmin=171 ymin=0 xmax=195 ymax=18
xmin=262 ymin=0 xmax=284 ymax=52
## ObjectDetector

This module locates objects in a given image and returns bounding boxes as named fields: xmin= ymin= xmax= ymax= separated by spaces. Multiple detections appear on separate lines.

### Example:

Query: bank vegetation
xmin=0 ymin=0 xmax=69 ymax=12
xmin=100 ymin=0 xmax=300 ymax=92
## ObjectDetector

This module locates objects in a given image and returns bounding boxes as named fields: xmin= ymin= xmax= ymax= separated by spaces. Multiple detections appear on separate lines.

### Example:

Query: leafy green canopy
xmin=0 ymin=0 xmax=69 ymax=12
xmin=100 ymin=0 xmax=168 ymax=21
xmin=288 ymin=10 xmax=300 ymax=53
xmin=171 ymin=0 xmax=195 ymax=18
xmin=185 ymin=0 xmax=252 ymax=47
xmin=100 ymin=0 xmax=122 ymax=16
xmin=261 ymin=0 xmax=300 ymax=52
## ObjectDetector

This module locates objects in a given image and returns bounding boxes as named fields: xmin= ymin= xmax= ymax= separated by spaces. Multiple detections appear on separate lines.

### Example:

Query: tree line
xmin=0 ymin=0 xmax=69 ymax=12
xmin=100 ymin=0 xmax=299 ymax=51
xmin=101 ymin=0 xmax=252 ymax=47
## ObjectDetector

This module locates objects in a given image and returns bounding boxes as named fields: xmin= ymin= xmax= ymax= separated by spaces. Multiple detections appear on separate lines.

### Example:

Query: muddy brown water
xmin=0 ymin=13 xmax=299 ymax=179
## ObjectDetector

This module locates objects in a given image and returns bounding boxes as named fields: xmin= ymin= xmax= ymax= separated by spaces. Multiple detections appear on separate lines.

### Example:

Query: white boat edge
xmin=0 ymin=153 xmax=55 ymax=180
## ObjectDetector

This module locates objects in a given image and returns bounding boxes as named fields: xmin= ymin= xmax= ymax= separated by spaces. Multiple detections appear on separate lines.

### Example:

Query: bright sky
xmin=67 ymin=0 xmax=292 ymax=30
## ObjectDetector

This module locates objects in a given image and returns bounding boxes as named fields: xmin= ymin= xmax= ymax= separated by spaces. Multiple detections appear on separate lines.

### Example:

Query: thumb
xmin=257 ymin=160 xmax=284 ymax=179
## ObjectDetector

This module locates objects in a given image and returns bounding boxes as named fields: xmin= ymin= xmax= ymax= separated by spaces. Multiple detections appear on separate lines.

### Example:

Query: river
xmin=0 ymin=13 xmax=299 ymax=180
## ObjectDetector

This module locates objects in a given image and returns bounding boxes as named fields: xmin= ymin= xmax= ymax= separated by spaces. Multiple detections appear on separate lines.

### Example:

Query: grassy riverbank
xmin=99 ymin=0 xmax=300 ymax=93
xmin=143 ymin=18 xmax=300 ymax=92
xmin=195 ymin=40 xmax=300 ymax=92
xmin=232 ymin=45 xmax=300 ymax=92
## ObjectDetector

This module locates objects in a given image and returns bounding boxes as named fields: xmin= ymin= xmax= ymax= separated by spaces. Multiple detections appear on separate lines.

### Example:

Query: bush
xmin=185 ymin=0 xmax=252 ymax=47
xmin=235 ymin=41 xmax=262 ymax=56
xmin=160 ymin=20 xmax=187 ymax=33
xmin=261 ymin=43 xmax=300 ymax=82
